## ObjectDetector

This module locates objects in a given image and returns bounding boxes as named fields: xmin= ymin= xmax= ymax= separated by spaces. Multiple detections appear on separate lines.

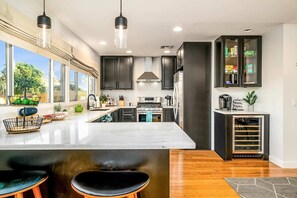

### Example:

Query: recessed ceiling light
xmin=164 ymin=50 xmax=170 ymax=54
xmin=243 ymin=28 xmax=253 ymax=33
xmin=99 ymin=41 xmax=107 ymax=45
xmin=126 ymin=50 xmax=133 ymax=54
xmin=173 ymin=26 xmax=183 ymax=32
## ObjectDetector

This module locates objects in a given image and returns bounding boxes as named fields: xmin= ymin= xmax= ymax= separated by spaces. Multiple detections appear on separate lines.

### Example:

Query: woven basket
xmin=3 ymin=116 xmax=43 ymax=134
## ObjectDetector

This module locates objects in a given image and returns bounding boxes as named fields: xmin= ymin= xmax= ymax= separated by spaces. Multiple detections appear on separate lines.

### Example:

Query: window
xmin=53 ymin=61 xmax=65 ymax=102
xmin=0 ymin=41 xmax=6 ymax=105
xmin=89 ymin=77 xmax=95 ymax=95
xmin=78 ymin=72 xmax=88 ymax=100
xmin=69 ymin=69 xmax=77 ymax=101
xmin=13 ymin=46 xmax=50 ymax=103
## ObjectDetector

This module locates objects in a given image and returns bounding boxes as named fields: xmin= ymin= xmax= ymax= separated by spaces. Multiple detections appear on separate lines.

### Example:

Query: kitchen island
xmin=0 ymin=109 xmax=195 ymax=198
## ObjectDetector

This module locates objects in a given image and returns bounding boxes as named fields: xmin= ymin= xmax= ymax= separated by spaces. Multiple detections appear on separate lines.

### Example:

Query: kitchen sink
xmin=90 ymin=108 xmax=109 ymax=111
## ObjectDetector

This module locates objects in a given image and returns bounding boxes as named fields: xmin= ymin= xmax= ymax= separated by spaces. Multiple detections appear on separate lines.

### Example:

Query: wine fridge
xmin=232 ymin=115 xmax=264 ymax=158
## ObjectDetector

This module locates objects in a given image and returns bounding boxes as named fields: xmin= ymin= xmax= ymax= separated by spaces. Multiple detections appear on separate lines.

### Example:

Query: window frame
xmin=0 ymin=41 xmax=7 ymax=105
xmin=53 ymin=60 xmax=66 ymax=103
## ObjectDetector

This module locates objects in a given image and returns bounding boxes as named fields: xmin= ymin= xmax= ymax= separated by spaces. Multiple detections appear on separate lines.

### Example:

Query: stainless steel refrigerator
xmin=173 ymin=71 xmax=183 ymax=129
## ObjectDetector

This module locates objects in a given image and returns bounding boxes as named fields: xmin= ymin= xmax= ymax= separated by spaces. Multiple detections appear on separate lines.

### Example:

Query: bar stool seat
xmin=71 ymin=171 xmax=149 ymax=198
xmin=0 ymin=170 xmax=47 ymax=198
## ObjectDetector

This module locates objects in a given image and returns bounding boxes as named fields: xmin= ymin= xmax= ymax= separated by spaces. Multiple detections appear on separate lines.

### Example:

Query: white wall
xmin=103 ymin=57 xmax=173 ymax=106
xmin=283 ymin=24 xmax=297 ymax=166
xmin=261 ymin=25 xmax=284 ymax=166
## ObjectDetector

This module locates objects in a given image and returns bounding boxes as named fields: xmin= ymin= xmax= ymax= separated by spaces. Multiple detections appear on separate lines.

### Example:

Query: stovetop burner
xmin=137 ymin=103 xmax=162 ymax=108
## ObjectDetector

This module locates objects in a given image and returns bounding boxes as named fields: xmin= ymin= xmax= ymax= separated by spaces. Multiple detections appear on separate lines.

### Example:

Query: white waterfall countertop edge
xmin=214 ymin=109 xmax=269 ymax=115
xmin=0 ymin=107 xmax=195 ymax=150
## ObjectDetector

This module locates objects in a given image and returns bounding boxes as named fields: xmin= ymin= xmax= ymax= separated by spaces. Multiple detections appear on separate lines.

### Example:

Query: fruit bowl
xmin=8 ymin=96 xmax=41 ymax=106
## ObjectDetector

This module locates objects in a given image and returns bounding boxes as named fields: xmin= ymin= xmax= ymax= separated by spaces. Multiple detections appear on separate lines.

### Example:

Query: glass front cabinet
xmin=215 ymin=36 xmax=262 ymax=87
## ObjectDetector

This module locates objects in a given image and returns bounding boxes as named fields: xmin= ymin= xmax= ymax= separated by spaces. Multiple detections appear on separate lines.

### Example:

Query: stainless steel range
xmin=137 ymin=97 xmax=163 ymax=122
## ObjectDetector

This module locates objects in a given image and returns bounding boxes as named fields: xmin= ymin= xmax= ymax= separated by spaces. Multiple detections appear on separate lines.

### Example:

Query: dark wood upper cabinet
xmin=215 ymin=36 xmax=262 ymax=87
xmin=101 ymin=56 xmax=133 ymax=90
xmin=101 ymin=57 xmax=118 ymax=89
xmin=117 ymin=57 xmax=133 ymax=89
xmin=176 ymin=45 xmax=184 ymax=71
xmin=161 ymin=56 xmax=176 ymax=90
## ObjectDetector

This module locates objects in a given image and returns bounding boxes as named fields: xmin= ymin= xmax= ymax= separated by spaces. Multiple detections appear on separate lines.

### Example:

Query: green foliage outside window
xmin=14 ymin=62 xmax=46 ymax=96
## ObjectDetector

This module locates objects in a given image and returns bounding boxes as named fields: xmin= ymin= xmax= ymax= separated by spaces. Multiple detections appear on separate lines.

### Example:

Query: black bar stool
xmin=0 ymin=170 xmax=48 ymax=198
xmin=71 ymin=171 xmax=149 ymax=198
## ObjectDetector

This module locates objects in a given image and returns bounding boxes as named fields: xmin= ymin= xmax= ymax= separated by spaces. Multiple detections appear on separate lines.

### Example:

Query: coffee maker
xmin=165 ymin=95 xmax=172 ymax=106
xmin=219 ymin=94 xmax=232 ymax=110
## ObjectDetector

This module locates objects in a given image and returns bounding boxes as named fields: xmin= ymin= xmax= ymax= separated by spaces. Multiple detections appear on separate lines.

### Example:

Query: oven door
xmin=137 ymin=112 xmax=162 ymax=122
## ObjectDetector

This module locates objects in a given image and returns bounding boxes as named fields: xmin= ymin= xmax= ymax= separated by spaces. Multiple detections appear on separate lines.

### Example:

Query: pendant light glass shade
xmin=37 ymin=0 xmax=52 ymax=48
xmin=114 ymin=0 xmax=128 ymax=48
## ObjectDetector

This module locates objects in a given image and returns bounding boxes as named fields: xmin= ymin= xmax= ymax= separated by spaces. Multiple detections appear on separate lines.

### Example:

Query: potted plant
xmin=100 ymin=93 xmax=108 ymax=107
xmin=54 ymin=103 xmax=62 ymax=112
xmin=243 ymin=91 xmax=257 ymax=111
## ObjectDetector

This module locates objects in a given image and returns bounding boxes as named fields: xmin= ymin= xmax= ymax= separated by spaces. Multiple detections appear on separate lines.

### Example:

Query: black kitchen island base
xmin=0 ymin=150 xmax=169 ymax=198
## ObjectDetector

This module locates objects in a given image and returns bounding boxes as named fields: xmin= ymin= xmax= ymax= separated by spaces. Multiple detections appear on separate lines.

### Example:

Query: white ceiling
xmin=4 ymin=0 xmax=297 ymax=56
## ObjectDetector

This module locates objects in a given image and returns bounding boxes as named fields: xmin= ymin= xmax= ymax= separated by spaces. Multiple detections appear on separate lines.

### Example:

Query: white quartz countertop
xmin=214 ymin=109 xmax=269 ymax=115
xmin=0 ymin=107 xmax=195 ymax=150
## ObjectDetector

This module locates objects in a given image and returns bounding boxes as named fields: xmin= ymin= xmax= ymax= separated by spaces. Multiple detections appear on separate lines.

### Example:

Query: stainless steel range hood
xmin=137 ymin=57 xmax=160 ymax=82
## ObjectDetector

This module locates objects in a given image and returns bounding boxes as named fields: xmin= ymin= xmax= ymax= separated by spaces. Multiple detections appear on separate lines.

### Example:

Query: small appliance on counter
xmin=232 ymin=98 xmax=244 ymax=111
xmin=219 ymin=94 xmax=232 ymax=110
xmin=165 ymin=95 xmax=172 ymax=106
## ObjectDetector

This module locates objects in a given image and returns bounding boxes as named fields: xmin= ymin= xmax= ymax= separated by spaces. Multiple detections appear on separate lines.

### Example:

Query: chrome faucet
xmin=87 ymin=94 xmax=97 ymax=110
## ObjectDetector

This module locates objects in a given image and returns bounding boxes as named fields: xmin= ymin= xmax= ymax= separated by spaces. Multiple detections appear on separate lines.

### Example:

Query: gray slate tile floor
xmin=225 ymin=177 xmax=297 ymax=198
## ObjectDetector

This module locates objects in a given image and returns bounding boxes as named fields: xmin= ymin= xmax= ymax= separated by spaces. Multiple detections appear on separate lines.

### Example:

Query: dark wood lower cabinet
xmin=120 ymin=108 xmax=136 ymax=122
xmin=163 ymin=108 xmax=174 ymax=122
xmin=92 ymin=108 xmax=136 ymax=123
xmin=214 ymin=112 xmax=269 ymax=161
xmin=111 ymin=110 xmax=119 ymax=122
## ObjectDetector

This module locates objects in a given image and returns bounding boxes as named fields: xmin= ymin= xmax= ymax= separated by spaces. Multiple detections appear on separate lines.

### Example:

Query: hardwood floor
xmin=170 ymin=150 xmax=297 ymax=198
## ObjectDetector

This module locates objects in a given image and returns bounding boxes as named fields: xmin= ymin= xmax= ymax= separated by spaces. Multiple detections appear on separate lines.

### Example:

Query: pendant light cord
xmin=120 ymin=0 xmax=122 ymax=16
xmin=43 ymin=0 xmax=46 ymax=15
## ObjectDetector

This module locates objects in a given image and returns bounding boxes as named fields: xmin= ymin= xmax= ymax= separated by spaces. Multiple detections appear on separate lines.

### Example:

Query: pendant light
xmin=37 ymin=0 xmax=52 ymax=48
xmin=114 ymin=0 xmax=128 ymax=48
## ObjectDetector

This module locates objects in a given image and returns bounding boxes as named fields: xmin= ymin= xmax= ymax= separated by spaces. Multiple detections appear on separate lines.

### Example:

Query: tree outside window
xmin=0 ymin=41 xmax=6 ymax=104
xmin=14 ymin=46 xmax=49 ymax=103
